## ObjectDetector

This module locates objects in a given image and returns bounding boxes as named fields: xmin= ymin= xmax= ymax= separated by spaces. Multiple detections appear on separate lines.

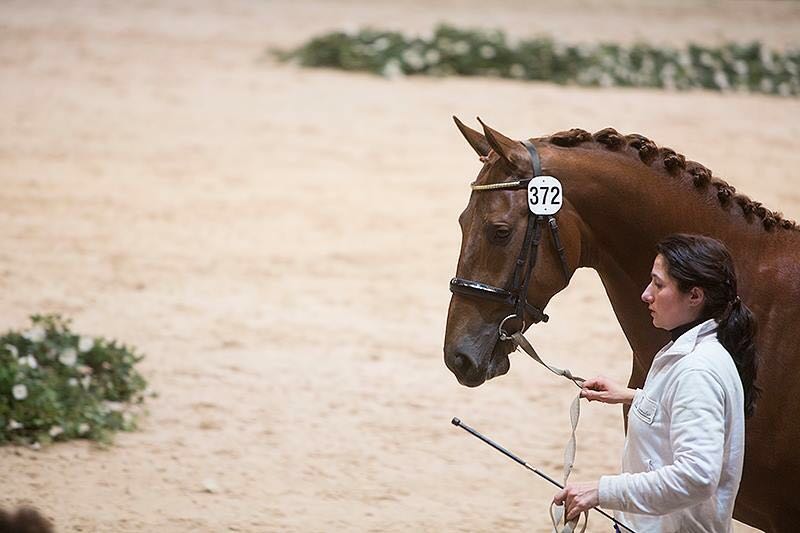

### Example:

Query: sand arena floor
xmin=1 ymin=1 xmax=799 ymax=531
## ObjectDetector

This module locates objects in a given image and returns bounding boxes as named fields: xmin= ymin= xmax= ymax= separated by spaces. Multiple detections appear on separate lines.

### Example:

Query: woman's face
xmin=641 ymin=254 xmax=702 ymax=330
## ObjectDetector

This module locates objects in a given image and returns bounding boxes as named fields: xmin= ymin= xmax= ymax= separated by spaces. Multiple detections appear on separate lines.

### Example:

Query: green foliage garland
xmin=275 ymin=25 xmax=800 ymax=97
xmin=0 ymin=315 xmax=148 ymax=446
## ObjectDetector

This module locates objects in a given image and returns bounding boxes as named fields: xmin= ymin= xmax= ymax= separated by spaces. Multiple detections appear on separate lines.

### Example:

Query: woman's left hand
xmin=553 ymin=481 xmax=600 ymax=521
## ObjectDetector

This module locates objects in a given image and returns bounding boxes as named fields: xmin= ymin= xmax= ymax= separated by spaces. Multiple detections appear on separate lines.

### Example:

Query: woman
xmin=553 ymin=234 xmax=760 ymax=532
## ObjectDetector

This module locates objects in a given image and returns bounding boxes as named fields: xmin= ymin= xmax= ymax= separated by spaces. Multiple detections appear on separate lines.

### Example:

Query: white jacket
xmin=598 ymin=319 xmax=745 ymax=533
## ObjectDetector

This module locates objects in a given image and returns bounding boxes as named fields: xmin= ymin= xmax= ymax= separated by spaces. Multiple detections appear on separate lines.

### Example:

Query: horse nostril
xmin=444 ymin=346 xmax=486 ymax=386
xmin=451 ymin=351 xmax=478 ymax=374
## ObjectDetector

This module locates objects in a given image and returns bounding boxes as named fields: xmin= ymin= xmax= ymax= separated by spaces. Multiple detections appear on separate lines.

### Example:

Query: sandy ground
xmin=1 ymin=1 xmax=799 ymax=531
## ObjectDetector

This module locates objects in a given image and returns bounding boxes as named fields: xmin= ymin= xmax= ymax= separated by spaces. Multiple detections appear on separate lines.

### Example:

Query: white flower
xmin=49 ymin=425 xmax=64 ymax=438
xmin=509 ymin=64 xmax=526 ymax=78
xmin=4 ymin=344 xmax=19 ymax=358
xmin=59 ymin=347 xmax=78 ymax=366
xmin=699 ymin=52 xmax=715 ymax=67
xmin=713 ymin=70 xmax=730 ymax=90
xmin=660 ymin=63 xmax=678 ymax=90
xmin=78 ymin=423 xmax=90 ymax=435
xmin=81 ymin=376 xmax=92 ymax=390
xmin=479 ymin=45 xmax=496 ymax=59
xmin=453 ymin=41 xmax=470 ymax=55
xmin=12 ymin=384 xmax=28 ymax=400
xmin=643 ymin=57 xmax=656 ymax=74
xmin=22 ymin=325 xmax=46 ymax=343
xmin=78 ymin=336 xmax=94 ymax=352
xmin=105 ymin=401 xmax=123 ymax=412
xmin=372 ymin=37 xmax=390 ymax=51
xmin=68 ymin=378 xmax=79 ymax=387
xmin=759 ymin=46 xmax=774 ymax=69
xmin=25 ymin=355 xmax=38 ymax=369
xmin=77 ymin=365 xmax=93 ymax=375
xmin=424 ymin=49 xmax=441 ymax=64
xmin=401 ymin=49 xmax=425 ymax=70
xmin=7 ymin=419 xmax=23 ymax=430
xmin=381 ymin=59 xmax=404 ymax=79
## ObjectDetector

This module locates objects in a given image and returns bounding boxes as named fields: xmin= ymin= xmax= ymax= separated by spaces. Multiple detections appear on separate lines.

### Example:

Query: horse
xmin=442 ymin=117 xmax=799 ymax=533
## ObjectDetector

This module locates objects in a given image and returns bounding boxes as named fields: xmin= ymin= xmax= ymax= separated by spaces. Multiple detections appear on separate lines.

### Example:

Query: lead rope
xmin=510 ymin=332 xmax=589 ymax=533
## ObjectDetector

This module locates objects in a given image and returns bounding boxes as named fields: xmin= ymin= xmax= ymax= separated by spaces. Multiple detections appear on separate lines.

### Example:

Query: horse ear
xmin=453 ymin=116 xmax=490 ymax=157
xmin=477 ymin=117 xmax=528 ymax=173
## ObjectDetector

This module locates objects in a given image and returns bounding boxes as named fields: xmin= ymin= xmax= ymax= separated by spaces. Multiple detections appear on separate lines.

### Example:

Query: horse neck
xmin=543 ymin=144 xmax=784 ymax=369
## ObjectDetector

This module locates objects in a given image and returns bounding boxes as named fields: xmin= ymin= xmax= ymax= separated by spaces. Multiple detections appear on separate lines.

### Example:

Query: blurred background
xmin=1 ymin=1 xmax=798 ymax=531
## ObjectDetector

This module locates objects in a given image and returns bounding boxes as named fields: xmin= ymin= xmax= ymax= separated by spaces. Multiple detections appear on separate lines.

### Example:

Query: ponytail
xmin=717 ymin=297 xmax=761 ymax=417
xmin=656 ymin=234 xmax=761 ymax=418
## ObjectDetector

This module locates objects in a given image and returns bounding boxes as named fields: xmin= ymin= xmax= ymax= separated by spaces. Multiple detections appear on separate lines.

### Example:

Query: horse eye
xmin=490 ymin=225 xmax=511 ymax=244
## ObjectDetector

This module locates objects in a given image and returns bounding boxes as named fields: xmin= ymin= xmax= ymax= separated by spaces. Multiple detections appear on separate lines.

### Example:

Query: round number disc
xmin=527 ymin=175 xmax=563 ymax=215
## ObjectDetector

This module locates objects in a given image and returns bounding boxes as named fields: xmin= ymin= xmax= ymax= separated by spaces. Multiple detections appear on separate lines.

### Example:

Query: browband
xmin=470 ymin=139 xmax=541 ymax=191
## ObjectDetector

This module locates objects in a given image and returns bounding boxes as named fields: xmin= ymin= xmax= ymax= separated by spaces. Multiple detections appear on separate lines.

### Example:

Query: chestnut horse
xmin=443 ymin=118 xmax=799 ymax=533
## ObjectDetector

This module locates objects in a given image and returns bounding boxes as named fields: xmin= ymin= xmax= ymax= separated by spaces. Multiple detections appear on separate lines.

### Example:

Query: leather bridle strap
xmin=524 ymin=138 xmax=572 ymax=284
xmin=515 ymin=216 xmax=544 ymax=321
xmin=523 ymin=139 xmax=542 ymax=176
xmin=448 ymin=278 xmax=548 ymax=322
xmin=549 ymin=217 xmax=573 ymax=283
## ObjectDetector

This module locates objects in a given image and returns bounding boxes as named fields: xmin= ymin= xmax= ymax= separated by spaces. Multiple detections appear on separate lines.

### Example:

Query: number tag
xmin=527 ymin=176 xmax=563 ymax=215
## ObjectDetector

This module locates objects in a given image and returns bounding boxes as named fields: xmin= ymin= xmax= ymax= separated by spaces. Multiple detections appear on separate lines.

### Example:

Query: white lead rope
xmin=510 ymin=332 xmax=589 ymax=533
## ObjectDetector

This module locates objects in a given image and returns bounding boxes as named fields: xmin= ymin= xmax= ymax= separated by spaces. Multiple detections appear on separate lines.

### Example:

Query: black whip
xmin=451 ymin=417 xmax=636 ymax=533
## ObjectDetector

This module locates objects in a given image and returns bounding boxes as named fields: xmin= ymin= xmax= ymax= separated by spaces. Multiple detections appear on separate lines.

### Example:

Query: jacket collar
xmin=658 ymin=318 xmax=718 ymax=358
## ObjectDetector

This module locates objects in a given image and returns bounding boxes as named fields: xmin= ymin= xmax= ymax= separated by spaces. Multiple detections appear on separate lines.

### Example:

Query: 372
xmin=529 ymin=186 xmax=561 ymax=206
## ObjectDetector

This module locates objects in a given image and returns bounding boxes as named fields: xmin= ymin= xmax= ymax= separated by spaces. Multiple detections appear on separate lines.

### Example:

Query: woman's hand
xmin=553 ymin=481 xmax=600 ymax=522
xmin=580 ymin=376 xmax=636 ymax=404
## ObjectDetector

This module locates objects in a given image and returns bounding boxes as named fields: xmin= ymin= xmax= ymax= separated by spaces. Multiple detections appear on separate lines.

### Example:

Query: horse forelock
xmin=537 ymin=128 xmax=798 ymax=232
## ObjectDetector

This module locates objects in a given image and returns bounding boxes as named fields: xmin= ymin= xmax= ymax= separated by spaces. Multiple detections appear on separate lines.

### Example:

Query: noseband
xmin=449 ymin=140 xmax=572 ymax=339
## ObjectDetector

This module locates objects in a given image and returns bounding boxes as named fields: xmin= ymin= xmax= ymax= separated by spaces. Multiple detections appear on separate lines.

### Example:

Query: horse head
xmin=443 ymin=118 xmax=584 ymax=386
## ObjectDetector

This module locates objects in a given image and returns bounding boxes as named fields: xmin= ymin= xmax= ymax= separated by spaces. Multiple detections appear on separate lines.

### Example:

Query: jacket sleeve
xmin=598 ymin=369 xmax=726 ymax=515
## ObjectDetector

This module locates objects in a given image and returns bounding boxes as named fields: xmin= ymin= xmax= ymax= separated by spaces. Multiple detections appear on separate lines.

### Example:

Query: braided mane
xmin=542 ymin=128 xmax=797 ymax=231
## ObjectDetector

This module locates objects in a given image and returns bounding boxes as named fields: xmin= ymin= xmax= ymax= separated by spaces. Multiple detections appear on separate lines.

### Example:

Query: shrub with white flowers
xmin=0 ymin=314 xmax=148 ymax=446
xmin=274 ymin=25 xmax=800 ymax=97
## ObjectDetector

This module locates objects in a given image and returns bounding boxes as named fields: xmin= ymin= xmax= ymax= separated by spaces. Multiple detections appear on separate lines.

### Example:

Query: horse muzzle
xmin=444 ymin=335 xmax=514 ymax=386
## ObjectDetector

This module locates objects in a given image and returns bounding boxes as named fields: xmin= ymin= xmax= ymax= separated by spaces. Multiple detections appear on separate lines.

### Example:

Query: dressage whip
xmin=451 ymin=417 xmax=636 ymax=533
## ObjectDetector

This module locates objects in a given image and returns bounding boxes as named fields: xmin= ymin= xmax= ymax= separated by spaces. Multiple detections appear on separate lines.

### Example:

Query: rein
xmin=512 ymin=332 xmax=589 ymax=533
xmin=450 ymin=141 xmax=591 ymax=532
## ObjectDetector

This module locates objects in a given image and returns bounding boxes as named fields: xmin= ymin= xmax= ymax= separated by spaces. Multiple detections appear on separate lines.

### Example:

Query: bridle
xmin=449 ymin=140 xmax=573 ymax=339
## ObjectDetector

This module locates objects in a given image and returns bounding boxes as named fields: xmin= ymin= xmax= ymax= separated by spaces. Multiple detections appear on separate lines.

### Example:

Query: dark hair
xmin=656 ymin=234 xmax=760 ymax=417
